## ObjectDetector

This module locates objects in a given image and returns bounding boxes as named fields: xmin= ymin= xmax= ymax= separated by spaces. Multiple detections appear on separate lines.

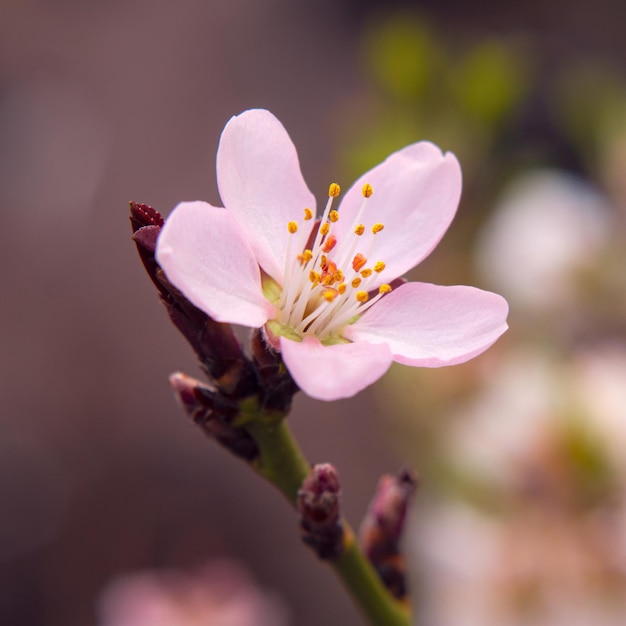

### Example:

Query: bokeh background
xmin=1 ymin=1 xmax=625 ymax=625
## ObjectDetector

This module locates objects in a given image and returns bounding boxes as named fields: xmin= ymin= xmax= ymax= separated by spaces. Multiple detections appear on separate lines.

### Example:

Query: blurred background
xmin=1 ymin=0 xmax=625 ymax=624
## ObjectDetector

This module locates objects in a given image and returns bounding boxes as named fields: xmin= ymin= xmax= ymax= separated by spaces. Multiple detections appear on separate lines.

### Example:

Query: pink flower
xmin=156 ymin=109 xmax=508 ymax=401
xmin=98 ymin=561 xmax=289 ymax=626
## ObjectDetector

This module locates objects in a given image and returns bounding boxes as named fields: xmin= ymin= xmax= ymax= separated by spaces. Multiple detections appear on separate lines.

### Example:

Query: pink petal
xmin=156 ymin=201 xmax=275 ymax=327
xmin=343 ymin=282 xmax=508 ymax=367
xmin=217 ymin=109 xmax=316 ymax=283
xmin=334 ymin=142 xmax=462 ymax=283
xmin=279 ymin=336 xmax=393 ymax=401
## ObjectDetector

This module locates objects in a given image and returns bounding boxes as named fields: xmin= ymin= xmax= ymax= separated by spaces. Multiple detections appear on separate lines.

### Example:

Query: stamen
xmin=330 ymin=282 xmax=393 ymax=331
xmin=308 ymin=182 xmax=341 ymax=269
xmin=280 ymin=215 xmax=308 ymax=309
xmin=313 ymin=270 xmax=390 ymax=336
xmin=352 ymin=253 xmax=367 ymax=272
xmin=278 ymin=179 xmax=390 ymax=341
xmin=322 ymin=235 xmax=337 ymax=253
xmin=295 ymin=299 xmax=333 ymax=333
xmin=298 ymin=249 xmax=313 ymax=264
xmin=332 ymin=184 xmax=374 ymax=270
xmin=329 ymin=183 xmax=341 ymax=197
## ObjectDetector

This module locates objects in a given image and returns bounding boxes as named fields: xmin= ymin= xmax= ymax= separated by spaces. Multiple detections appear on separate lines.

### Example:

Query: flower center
xmin=270 ymin=183 xmax=392 ymax=343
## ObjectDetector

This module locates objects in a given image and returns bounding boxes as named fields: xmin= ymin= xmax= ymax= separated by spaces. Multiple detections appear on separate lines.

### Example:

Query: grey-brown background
xmin=1 ymin=1 xmax=624 ymax=624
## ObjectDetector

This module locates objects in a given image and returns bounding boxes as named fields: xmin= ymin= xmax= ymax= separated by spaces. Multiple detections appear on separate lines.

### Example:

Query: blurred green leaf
xmin=560 ymin=418 xmax=615 ymax=507
xmin=449 ymin=40 xmax=529 ymax=128
xmin=554 ymin=63 xmax=626 ymax=157
xmin=365 ymin=14 xmax=440 ymax=101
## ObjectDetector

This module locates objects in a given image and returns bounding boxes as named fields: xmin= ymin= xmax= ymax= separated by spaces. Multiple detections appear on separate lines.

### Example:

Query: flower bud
xmin=130 ymin=202 xmax=256 ymax=397
xmin=169 ymin=373 xmax=259 ymax=462
xmin=298 ymin=464 xmax=343 ymax=560
xmin=250 ymin=329 xmax=299 ymax=414
xmin=359 ymin=469 xmax=418 ymax=599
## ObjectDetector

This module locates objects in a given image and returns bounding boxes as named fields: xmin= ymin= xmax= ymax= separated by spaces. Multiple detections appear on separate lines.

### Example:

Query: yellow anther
xmin=337 ymin=283 xmax=347 ymax=295
xmin=322 ymin=274 xmax=333 ymax=285
xmin=299 ymin=249 xmax=313 ymax=264
xmin=351 ymin=277 xmax=362 ymax=288
xmin=329 ymin=210 xmax=339 ymax=223
xmin=373 ymin=261 xmax=386 ymax=273
xmin=320 ymin=254 xmax=328 ymax=268
xmin=371 ymin=223 xmax=385 ymax=234
xmin=329 ymin=183 xmax=341 ymax=197
xmin=379 ymin=284 xmax=392 ymax=294
xmin=352 ymin=253 xmax=367 ymax=272
xmin=356 ymin=291 xmax=369 ymax=303
xmin=362 ymin=183 xmax=373 ymax=198
xmin=334 ymin=269 xmax=344 ymax=282
xmin=287 ymin=221 xmax=298 ymax=234
xmin=320 ymin=221 xmax=330 ymax=236
xmin=360 ymin=268 xmax=373 ymax=278
xmin=309 ymin=270 xmax=320 ymax=284
xmin=354 ymin=224 xmax=365 ymax=236
xmin=304 ymin=208 xmax=313 ymax=221
xmin=323 ymin=288 xmax=338 ymax=302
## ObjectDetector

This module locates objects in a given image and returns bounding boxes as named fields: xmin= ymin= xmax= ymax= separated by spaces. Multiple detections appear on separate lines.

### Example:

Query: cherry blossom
xmin=156 ymin=109 xmax=508 ymax=400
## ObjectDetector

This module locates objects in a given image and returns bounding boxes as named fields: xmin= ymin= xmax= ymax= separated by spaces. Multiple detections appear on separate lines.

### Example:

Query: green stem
xmin=246 ymin=419 xmax=311 ymax=502
xmin=245 ymin=419 xmax=412 ymax=626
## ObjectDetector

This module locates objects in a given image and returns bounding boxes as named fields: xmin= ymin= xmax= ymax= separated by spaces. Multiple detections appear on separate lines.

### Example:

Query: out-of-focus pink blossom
xmin=416 ymin=502 xmax=626 ymax=626
xmin=444 ymin=346 xmax=626 ymax=488
xmin=98 ymin=561 xmax=289 ymax=626
xmin=411 ymin=345 xmax=626 ymax=626
xmin=156 ymin=109 xmax=508 ymax=400
xmin=476 ymin=169 xmax=613 ymax=314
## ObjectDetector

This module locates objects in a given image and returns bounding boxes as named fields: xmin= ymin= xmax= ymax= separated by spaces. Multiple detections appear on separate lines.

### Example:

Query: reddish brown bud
xmin=169 ymin=373 xmax=259 ymax=462
xmin=129 ymin=201 xmax=300 ymax=464
xmin=129 ymin=202 xmax=259 ymax=397
xmin=359 ymin=469 xmax=418 ymax=599
xmin=130 ymin=201 xmax=164 ymax=230
xmin=298 ymin=464 xmax=343 ymax=560
xmin=130 ymin=202 xmax=168 ymax=298
xmin=250 ymin=329 xmax=298 ymax=414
